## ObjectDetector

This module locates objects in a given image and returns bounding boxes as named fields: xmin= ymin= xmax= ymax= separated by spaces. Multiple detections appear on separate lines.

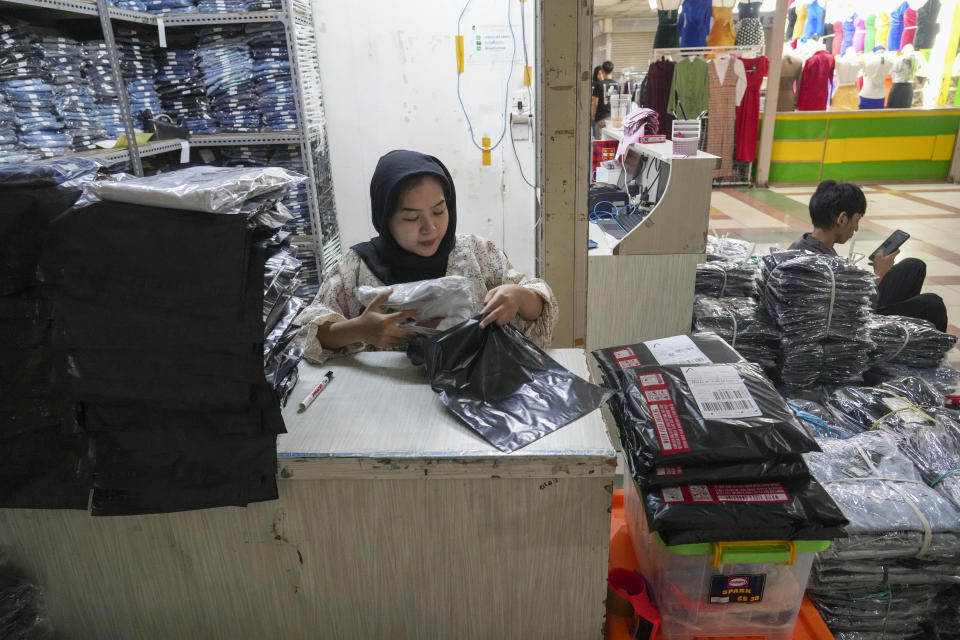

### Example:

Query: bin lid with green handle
xmin=653 ymin=534 xmax=830 ymax=567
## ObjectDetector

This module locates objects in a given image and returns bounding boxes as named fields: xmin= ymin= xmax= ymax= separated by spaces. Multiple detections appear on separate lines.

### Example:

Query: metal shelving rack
xmin=0 ymin=0 xmax=340 ymax=285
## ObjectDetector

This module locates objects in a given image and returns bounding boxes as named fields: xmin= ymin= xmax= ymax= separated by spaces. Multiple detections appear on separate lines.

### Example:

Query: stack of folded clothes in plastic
xmin=758 ymin=251 xmax=876 ymax=388
xmin=197 ymin=0 xmax=244 ymax=11
xmin=867 ymin=313 xmax=959 ymax=368
xmin=694 ymin=260 xmax=758 ymax=298
xmin=593 ymin=332 xmax=846 ymax=545
xmin=196 ymin=27 xmax=261 ymax=132
xmin=692 ymin=295 xmax=779 ymax=374
xmin=114 ymin=28 xmax=163 ymax=130
xmin=141 ymin=0 xmax=198 ymax=12
xmin=247 ymin=24 xmax=297 ymax=131
xmin=82 ymin=41 xmax=126 ymax=138
xmin=154 ymin=47 xmax=219 ymax=135
xmin=34 ymin=165 xmax=307 ymax=515
xmin=37 ymin=35 xmax=106 ymax=152
xmin=0 ymin=158 xmax=102 ymax=509
xmin=804 ymin=428 xmax=960 ymax=640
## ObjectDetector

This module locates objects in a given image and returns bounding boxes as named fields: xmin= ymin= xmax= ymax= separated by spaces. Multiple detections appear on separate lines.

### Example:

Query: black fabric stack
xmin=692 ymin=295 xmax=779 ymax=373
xmin=758 ymin=251 xmax=876 ymax=388
xmin=0 ymin=159 xmax=100 ymax=510
xmin=34 ymin=166 xmax=305 ymax=515
xmin=593 ymin=333 xmax=846 ymax=545
xmin=867 ymin=313 xmax=959 ymax=368
xmin=694 ymin=260 xmax=758 ymax=298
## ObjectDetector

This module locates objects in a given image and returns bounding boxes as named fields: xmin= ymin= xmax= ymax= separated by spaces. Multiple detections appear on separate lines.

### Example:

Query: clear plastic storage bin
xmin=623 ymin=478 xmax=829 ymax=640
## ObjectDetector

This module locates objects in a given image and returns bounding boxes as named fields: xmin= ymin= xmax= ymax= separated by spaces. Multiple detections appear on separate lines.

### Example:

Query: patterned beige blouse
xmin=298 ymin=234 xmax=559 ymax=364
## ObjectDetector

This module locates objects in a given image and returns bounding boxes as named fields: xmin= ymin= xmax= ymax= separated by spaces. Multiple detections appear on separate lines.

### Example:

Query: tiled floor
xmin=709 ymin=183 xmax=960 ymax=368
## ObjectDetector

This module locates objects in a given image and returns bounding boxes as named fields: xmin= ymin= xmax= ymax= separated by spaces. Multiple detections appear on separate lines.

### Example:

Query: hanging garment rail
xmin=652 ymin=45 xmax=764 ymax=58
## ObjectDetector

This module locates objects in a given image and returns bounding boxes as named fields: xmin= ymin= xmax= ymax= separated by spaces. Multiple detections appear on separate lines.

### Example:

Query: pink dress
xmin=832 ymin=21 xmax=843 ymax=56
xmin=854 ymin=17 xmax=866 ymax=52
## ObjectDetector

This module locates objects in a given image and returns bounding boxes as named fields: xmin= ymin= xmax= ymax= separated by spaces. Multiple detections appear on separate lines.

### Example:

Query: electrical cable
xmin=509 ymin=120 xmax=536 ymax=188
xmin=456 ymin=0 xmax=517 ymax=152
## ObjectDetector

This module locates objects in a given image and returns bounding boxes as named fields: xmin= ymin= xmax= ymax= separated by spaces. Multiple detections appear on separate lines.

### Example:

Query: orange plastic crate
xmin=606 ymin=489 xmax=834 ymax=640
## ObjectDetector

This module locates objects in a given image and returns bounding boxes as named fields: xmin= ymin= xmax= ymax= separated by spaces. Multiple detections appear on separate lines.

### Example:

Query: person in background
xmin=789 ymin=180 xmax=948 ymax=331
xmin=591 ymin=60 xmax=616 ymax=138
xmin=299 ymin=149 xmax=558 ymax=363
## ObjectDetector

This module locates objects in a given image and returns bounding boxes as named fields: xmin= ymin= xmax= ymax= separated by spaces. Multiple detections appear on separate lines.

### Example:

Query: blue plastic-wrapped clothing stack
xmin=114 ymin=28 xmax=163 ymax=130
xmin=83 ymin=41 xmax=126 ymax=138
xmin=154 ymin=48 xmax=219 ymax=134
xmin=39 ymin=35 xmax=107 ymax=152
xmin=196 ymin=26 xmax=261 ymax=132
xmin=247 ymin=23 xmax=298 ymax=131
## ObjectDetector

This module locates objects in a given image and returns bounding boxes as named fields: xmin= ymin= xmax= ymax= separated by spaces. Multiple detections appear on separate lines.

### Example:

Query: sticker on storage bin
xmin=881 ymin=397 xmax=928 ymax=424
xmin=612 ymin=347 xmax=642 ymax=369
xmin=643 ymin=335 xmax=712 ymax=365
xmin=709 ymin=574 xmax=766 ymax=604
xmin=637 ymin=373 xmax=690 ymax=453
xmin=661 ymin=483 xmax=791 ymax=503
xmin=681 ymin=365 xmax=762 ymax=419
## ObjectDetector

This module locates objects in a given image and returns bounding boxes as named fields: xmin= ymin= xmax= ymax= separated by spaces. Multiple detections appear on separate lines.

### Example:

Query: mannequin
xmin=803 ymin=0 xmax=825 ymax=40
xmin=796 ymin=40 xmax=834 ymax=110
xmin=707 ymin=0 xmax=737 ymax=47
xmin=860 ymin=47 xmax=894 ymax=109
xmin=876 ymin=11 xmax=890 ymax=49
xmin=915 ymin=0 xmax=941 ymax=50
xmin=679 ymin=0 xmax=712 ymax=47
xmin=887 ymin=2 xmax=908 ymax=51
xmin=735 ymin=1 xmax=765 ymax=47
xmin=841 ymin=12 xmax=856 ymax=53
xmin=864 ymin=13 xmax=876 ymax=51
xmin=899 ymin=5 xmax=917 ymax=50
xmin=779 ymin=49 xmax=804 ymax=110
xmin=792 ymin=1 xmax=807 ymax=40
xmin=854 ymin=15 xmax=866 ymax=52
xmin=832 ymin=47 xmax=864 ymax=110
xmin=831 ymin=20 xmax=843 ymax=55
xmin=654 ymin=0 xmax=682 ymax=49
xmin=888 ymin=44 xmax=923 ymax=107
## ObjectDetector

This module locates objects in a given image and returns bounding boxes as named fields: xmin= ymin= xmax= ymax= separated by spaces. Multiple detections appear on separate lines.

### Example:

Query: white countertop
xmin=277 ymin=349 xmax=615 ymax=464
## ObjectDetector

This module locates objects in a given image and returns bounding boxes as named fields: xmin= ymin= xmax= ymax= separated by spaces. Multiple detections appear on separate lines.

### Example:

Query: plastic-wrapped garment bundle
xmin=154 ymin=49 xmax=218 ymax=135
xmin=787 ymin=398 xmax=860 ymax=440
xmin=811 ymin=584 xmax=946 ymax=637
xmin=141 ymin=0 xmax=198 ymax=12
xmin=811 ymin=558 xmax=960 ymax=587
xmin=866 ymin=361 xmax=960 ymax=396
xmin=220 ymin=145 xmax=273 ymax=166
xmin=692 ymin=295 xmax=779 ymax=372
xmin=882 ymin=410 xmax=960 ymax=512
xmin=642 ymin=475 xmax=848 ymax=544
xmin=0 ymin=21 xmax=45 ymax=81
xmin=416 ymin=316 xmax=612 ymax=453
xmin=34 ymin=36 xmax=106 ymax=150
xmin=694 ymin=260 xmax=758 ymax=297
xmin=705 ymin=234 xmax=755 ymax=263
xmin=114 ymin=29 xmax=162 ymax=128
xmin=82 ymin=41 xmax=124 ymax=137
xmin=0 ymin=556 xmax=57 ymax=638
xmin=356 ymin=276 xmax=477 ymax=335
xmin=247 ymin=24 xmax=296 ymax=131
xmin=83 ymin=165 xmax=304 ymax=214
xmin=105 ymin=0 xmax=148 ymax=9
xmin=197 ymin=0 xmax=245 ymax=10
xmin=825 ymin=376 xmax=943 ymax=434
xmin=245 ymin=0 xmax=281 ymax=8
xmin=605 ymin=361 xmax=819 ymax=470
xmin=867 ymin=314 xmax=959 ymax=368
xmin=804 ymin=431 xmax=960 ymax=561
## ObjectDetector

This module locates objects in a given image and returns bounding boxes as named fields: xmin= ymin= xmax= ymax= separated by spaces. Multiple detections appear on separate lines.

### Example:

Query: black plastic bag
xmin=416 ymin=316 xmax=612 ymax=453
xmin=643 ymin=476 xmax=849 ymax=545
xmin=641 ymin=456 xmax=812 ymax=489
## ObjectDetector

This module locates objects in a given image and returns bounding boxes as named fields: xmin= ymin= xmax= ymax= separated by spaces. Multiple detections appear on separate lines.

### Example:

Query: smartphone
xmin=868 ymin=229 xmax=910 ymax=262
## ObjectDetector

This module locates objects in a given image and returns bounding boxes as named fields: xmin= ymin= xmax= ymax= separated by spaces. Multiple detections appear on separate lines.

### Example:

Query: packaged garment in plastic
xmin=694 ymin=260 xmax=758 ymax=297
xmin=357 ymin=275 xmax=477 ymax=335
xmin=787 ymin=398 xmax=860 ymax=440
xmin=640 ymin=455 xmax=812 ymax=489
xmin=881 ymin=409 xmax=960 ymax=512
xmin=865 ymin=361 xmax=960 ymax=397
xmin=83 ymin=165 xmax=305 ymax=214
xmin=867 ymin=313 xmax=958 ymax=368
xmin=692 ymin=295 xmax=780 ymax=372
xmin=705 ymin=234 xmax=755 ymax=263
xmin=416 ymin=316 xmax=612 ymax=452
xmin=0 ymin=555 xmax=56 ymax=639
xmin=825 ymin=376 xmax=942 ymax=434
xmin=643 ymin=475 xmax=848 ymax=544
xmin=610 ymin=361 xmax=819 ymax=470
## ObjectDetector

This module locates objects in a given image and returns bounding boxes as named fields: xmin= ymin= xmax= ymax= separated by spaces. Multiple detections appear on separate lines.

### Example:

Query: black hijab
xmin=351 ymin=150 xmax=458 ymax=285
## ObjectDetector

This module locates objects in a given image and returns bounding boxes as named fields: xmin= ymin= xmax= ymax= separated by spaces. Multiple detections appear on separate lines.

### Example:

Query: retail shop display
xmin=416 ymin=316 xmax=611 ymax=453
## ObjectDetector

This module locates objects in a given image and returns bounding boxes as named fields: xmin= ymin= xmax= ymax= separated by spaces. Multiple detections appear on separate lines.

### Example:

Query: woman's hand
xmin=479 ymin=284 xmax=543 ymax=328
xmin=316 ymin=289 xmax=419 ymax=349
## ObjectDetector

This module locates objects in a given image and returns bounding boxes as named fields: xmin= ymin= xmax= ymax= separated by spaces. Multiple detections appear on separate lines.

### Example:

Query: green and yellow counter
xmin=765 ymin=108 xmax=960 ymax=183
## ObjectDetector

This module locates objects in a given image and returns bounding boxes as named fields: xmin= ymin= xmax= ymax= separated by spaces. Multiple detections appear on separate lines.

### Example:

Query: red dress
xmin=735 ymin=56 xmax=768 ymax=163
xmin=797 ymin=50 xmax=836 ymax=111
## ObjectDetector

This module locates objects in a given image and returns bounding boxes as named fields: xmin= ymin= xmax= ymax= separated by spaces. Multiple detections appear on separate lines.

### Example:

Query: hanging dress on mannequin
xmin=707 ymin=56 xmax=746 ymax=180
xmin=735 ymin=56 xmax=769 ymax=162
xmin=707 ymin=4 xmax=737 ymax=46
xmin=735 ymin=2 xmax=765 ymax=47
xmin=792 ymin=3 xmax=807 ymax=40
xmin=797 ymin=49 xmax=835 ymax=110
xmin=644 ymin=58 xmax=676 ymax=136
xmin=860 ymin=50 xmax=894 ymax=108
xmin=842 ymin=14 xmax=856 ymax=52
xmin=914 ymin=0 xmax=941 ymax=49
xmin=831 ymin=21 xmax=843 ymax=55
xmin=888 ymin=1 xmax=908 ymax=51
xmin=679 ymin=0 xmax=713 ymax=47
xmin=899 ymin=7 xmax=917 ymax=50
xmin=887 ymin=49 xmax=918 ymax=107
xmin=786 ymin=5 xmax=798 ymax=41
xmin=876 ymin=12 xmax=890 ymax=50
xmin=832 ymin=52 xmax=863 ymax=110
xmin=654 ymin=9 xmax=681 ymax=48
xmin=864 ymin=14 xmax=876 ymax=51
xmin=803 ymin=0 xmax=825 ymax=40
xmin=854 ymin=16 xmax=866 ymax=52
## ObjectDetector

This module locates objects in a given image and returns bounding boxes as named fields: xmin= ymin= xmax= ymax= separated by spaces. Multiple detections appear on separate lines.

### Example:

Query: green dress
xmin=666 ymin=58 xmax=710 ymax=121
xmin=864 ymin=14 xmax=876 ymax=52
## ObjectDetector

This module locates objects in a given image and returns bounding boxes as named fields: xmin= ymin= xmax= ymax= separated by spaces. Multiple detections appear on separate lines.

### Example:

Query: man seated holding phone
xmin=790 ymin=180 xmax=948 ymax=331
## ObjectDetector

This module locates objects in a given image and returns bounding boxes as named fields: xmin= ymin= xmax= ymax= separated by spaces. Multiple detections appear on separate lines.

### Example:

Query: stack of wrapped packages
xmin=758 ymin=250 xmax=877 ymax=389
xmin=785 ymin=375 xmax=960 ymax=639
xmin=0 ymin=159 xmax=101 ymax=510
xmin=9 ymin=165 xmax=309 ymax=515
xmin=593 ymin=332 xmax=847 ymax=545
xmin=695 ymin=236 xmax=758 ymax=299
xmin=864 ymin=313 xmax=960 ymax=396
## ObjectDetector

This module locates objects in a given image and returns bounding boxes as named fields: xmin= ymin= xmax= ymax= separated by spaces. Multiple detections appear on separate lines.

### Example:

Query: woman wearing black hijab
xmin=299 ymin=149 xmax=558 ymax=363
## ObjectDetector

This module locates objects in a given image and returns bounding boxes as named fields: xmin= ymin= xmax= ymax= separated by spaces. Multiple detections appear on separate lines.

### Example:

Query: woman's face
xmin=388 ymin=177 xmax=449 ymax=257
